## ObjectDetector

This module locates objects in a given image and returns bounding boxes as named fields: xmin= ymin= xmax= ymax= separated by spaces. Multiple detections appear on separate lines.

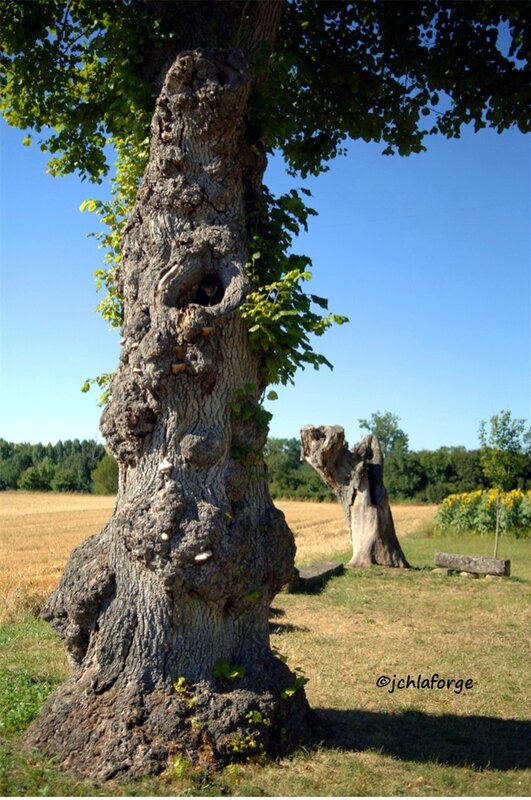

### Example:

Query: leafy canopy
xmin=274 ymin=0 xmax=530 ymax=175
xmin=1 ymin=1 xmax=529 ymax=386
xmin=358 ymin=410 xmax=409 ymax=458
xmin=2 ymin=1 xmax=528 ymax=179
xmin=479 ymin=410 xmax=530 ymax=491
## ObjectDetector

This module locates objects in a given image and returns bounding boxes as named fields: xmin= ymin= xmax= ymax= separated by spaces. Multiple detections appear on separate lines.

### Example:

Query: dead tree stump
xmin=300 ymin=425 xmax=410 ymax=568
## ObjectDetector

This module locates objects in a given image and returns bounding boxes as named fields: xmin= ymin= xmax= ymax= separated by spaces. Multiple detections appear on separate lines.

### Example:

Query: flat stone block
xmin=435 ymin=552 xmax=510 ymax=576
xmin=297 ymin=561 xmax=344 ymax=590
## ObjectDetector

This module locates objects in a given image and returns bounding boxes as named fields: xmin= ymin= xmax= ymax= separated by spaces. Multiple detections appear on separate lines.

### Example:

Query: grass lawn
xmin=0 ymin=494 xmax=529 ymax=796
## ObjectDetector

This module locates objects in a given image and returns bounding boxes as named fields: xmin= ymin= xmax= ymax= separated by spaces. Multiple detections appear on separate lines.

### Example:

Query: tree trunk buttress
xmin=24 ymin=46 xmax=314 ymax=782
xmin=300 ymin=426 xmax=410 ymax=569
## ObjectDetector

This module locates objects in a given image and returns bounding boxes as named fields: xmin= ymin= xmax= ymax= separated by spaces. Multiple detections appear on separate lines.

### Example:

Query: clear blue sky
xmin=0 ymin=118 xmax=529 ymax=451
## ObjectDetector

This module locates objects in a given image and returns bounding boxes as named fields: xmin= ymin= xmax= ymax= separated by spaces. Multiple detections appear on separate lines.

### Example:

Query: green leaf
xmin=281 ymin=686 xmax=297 ymax=698
xmin=310 ymin=294 xmax=329 ymax=309
xmin=173 ymin=677 xmax=188 ymax=694
xmin=213 ymin=658 xmax=246 ymax=680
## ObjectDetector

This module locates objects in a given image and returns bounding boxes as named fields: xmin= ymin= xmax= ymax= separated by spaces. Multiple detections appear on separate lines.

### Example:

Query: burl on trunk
xmin=24 ymin=49 xmax=313 ymax=782
xmin=300 ymin=425 xmax=410 ymax=568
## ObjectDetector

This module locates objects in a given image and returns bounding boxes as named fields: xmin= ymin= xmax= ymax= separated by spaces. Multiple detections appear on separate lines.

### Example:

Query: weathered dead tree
xmin=300 ymin=425 xmax=410 ymax=569
xmin=24 ymin=20 xmax=315 ymax=782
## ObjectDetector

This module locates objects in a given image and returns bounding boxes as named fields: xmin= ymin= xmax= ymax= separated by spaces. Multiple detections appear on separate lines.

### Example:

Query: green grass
xmin=1 ymin=531 xmax=530 ymax=796
xmin=404 ymin=528 xmax=531 ymax=580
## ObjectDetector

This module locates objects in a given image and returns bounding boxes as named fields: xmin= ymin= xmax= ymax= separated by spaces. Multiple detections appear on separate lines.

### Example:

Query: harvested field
xmin=277 ymin=500 xmax=436 ymax=564
xmin=0 ymin=492 xmax=436 ymax=622
xmin=0 ymin=492 xmax=114 ymax=622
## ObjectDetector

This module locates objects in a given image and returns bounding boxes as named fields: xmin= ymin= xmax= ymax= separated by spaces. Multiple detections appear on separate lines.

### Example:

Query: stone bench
xmin=284 ymin=561 xmax=344 ymax=592
xmin=434 ymin=552 xmax=511 ymax=577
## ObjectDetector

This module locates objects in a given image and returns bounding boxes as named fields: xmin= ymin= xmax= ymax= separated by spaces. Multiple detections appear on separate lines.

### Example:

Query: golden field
xmin=0 ymin=492 xmax=116 ymax=622
xmin=280 ymin=499 xmax=436 ymax=564
xmin=0 ymin=491 xmax=435 ymax=623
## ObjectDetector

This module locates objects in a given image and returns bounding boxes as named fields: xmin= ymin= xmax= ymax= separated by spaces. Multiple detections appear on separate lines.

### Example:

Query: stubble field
xmin=0 ymin=491 xmax=435 ymax=622
xmin=0 ymin=491 xmax=529 ymax=796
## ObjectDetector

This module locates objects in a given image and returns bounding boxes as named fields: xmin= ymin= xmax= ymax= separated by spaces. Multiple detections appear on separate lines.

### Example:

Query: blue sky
xmin=0 ymin=118 xmax=529 ymax=451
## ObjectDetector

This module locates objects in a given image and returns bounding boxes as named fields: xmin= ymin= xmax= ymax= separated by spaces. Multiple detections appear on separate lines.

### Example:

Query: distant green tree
xmin=17 ymin=459 xmax=56 ymax=491
xmin=54 ymin=440 xmax=65 ymax=464
xmin=32 ymin=443 xmax=46 ymax=463
xmin=63 ymin=452 xmax=91 ymax=492
xmin=265 ymin=438 xmax=301 ymax=477
xmin=385 ymin=450 xmax=424 ymax=501
xmin=69 ymin=441 xmax=106 ymax=491
xmin=450 ymin=447 xmax=486 ymax=493
xmin=51 ymin=467 xmax=83 ymax=493
xmin=0 ymin=459 xmax=21 ymax=490
xmin=0 ymin=440 xmax=13 ymax=460
xmin=479 ymin=410 xmax=530 ymax=556
xmin=0 ymin=439 xmax=106 ymax=492
xmin=265 ymin=437 xmax=299 ymax=494
xmin=358 ymin=411 xmax=409 ymax=459
xmin=479 ymin=411 xmax=529 ymax=491
xmin=413 ymin=447 xmax=487 ymax=503
xmin=91 ymin=454 xmax=118 ymax=495
xmin=358 ymin=411 xmax=417 ymax=500
xmin=0 ymin=446 xmax=32 ymax=489
xmin=265 ymin=438 xmax=334 ymax=500
xmin=295 ymin=462 xmax=335 ymax=501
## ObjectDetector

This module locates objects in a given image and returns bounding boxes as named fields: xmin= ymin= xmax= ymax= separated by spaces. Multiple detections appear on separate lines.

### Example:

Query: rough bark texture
xmin=300 ymin=425 xmax=410 ymax=569
xmin=25 ymin=39 xmax=314 ymax=782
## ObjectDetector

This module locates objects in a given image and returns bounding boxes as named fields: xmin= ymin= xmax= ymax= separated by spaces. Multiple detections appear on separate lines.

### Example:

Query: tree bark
xmin=24 ymin=40 xmax=314 ymax=782
xmin=300 ymin=425 xmax=410 ymax=569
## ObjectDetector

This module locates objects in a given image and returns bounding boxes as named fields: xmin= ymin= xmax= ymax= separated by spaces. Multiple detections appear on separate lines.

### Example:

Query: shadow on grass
xmin=269 ymin=622 xmax=310 ymax=634
xmin=317 ymin=708 xmax=531 ymax=770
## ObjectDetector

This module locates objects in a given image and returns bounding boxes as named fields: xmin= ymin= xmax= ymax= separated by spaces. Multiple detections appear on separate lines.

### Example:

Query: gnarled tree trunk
xmin=24 ymin=34 xmax=314 ymax=782
xmin=300 ymin=425 xmax=410 ymax=569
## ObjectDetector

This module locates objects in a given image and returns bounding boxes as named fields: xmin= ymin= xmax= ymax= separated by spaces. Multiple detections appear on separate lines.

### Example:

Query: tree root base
xmin=23 ymin=668 xmax=316 ymax=783
xmin=346 ymin=555 xmax=410 ymax=569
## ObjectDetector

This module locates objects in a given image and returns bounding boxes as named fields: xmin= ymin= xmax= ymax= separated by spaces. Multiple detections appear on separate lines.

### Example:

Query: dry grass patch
xmin=272 ymin=568 xmax=529 ymax=720
xmin=276 ymin=499 xmax=348 ymax=563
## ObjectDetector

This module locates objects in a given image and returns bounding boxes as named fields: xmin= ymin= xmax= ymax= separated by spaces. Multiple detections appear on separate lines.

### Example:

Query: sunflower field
xmin=435 ymin=489 xmax=531 ymax=537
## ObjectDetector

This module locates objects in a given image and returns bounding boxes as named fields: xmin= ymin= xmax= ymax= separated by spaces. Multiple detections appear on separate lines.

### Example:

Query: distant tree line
xmin=264 ymin=436 xmax=490 ymax=503
xmin=2 ymin=410 xmax=529 ymax=502
xmin=0 ymin=439 xmax=117 ymax=494
xmin=265 ymin=410 xmax=531 ymax=503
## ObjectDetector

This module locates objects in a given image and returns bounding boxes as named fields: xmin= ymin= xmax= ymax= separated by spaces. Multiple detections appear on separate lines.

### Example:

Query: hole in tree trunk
xmin=194 ymin=275 xmax=224 ymax=306
xmin=175 ymin=275 xmax=225 ymax=308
